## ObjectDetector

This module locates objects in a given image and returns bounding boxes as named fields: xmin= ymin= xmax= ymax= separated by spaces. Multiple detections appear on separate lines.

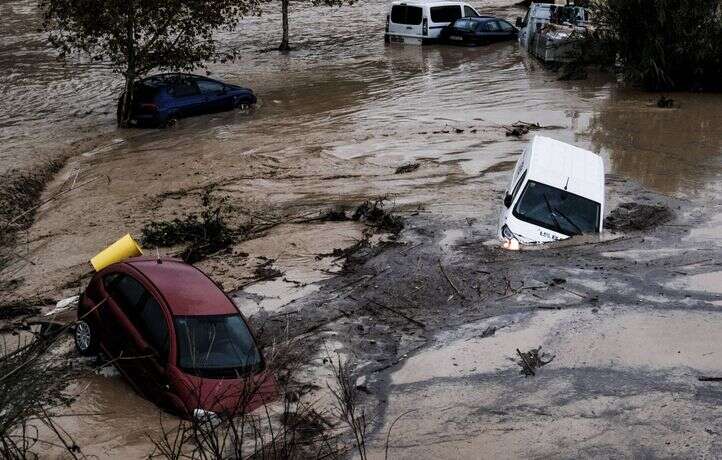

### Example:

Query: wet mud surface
xmin=2 ymin=0 xmax=722 ymax=457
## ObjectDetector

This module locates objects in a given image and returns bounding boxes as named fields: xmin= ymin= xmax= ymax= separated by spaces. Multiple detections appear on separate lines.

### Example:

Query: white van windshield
xmin=513 ymin=181 xmax=600 ymax=236
xmin=430 ymin=5 xmax=462 ymax=23
xmin=391 ymin=5 xmax=423 ymax=25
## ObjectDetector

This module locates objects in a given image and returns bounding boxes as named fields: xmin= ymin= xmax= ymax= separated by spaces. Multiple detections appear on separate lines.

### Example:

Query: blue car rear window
xmin=133 ymin=85 xmax=160 ymax=102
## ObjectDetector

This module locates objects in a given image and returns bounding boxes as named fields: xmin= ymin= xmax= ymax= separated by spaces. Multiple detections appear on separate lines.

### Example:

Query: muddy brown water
xmin=2 ymin=0 xmax=722 ymax=457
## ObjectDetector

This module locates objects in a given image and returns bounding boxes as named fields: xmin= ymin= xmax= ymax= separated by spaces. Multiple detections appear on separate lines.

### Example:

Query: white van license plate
xmin=450 ymin=35 xmax=463 ymax=41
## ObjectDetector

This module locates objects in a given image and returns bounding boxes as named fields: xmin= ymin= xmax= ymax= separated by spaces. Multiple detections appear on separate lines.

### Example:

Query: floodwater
xmin=3 ymin=0 xmax=722 ymax=194
xmin=3 ymin=0 xmax=722 ymax=457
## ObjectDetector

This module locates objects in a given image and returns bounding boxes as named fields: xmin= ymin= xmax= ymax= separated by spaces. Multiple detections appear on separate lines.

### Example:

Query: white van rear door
xmin=389 ymin=4 xmax=424 ymax=38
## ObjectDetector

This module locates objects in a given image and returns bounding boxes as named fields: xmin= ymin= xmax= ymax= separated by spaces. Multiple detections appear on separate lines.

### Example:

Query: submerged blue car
xmin=118 ymin=73 xmax=257 ymax=127
xmin=439 ymin=16 xmax=518 ymax=46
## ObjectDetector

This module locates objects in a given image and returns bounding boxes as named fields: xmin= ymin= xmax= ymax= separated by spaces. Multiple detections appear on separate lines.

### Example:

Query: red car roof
xmin=125 ymin=258 xmax=238 ymax=316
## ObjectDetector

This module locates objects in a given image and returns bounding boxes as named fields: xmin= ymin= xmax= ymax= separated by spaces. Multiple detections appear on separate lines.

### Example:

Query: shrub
xmin=590 ymin=0 xmax=722 ymax=91
xmin=141 ymin=191 xmax=238 ymax=263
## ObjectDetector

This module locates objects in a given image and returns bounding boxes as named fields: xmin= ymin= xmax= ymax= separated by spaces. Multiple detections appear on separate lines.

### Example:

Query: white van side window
xmin=391 ymin=5 xmax=423 ymax=25
xmin=511 ymin=170 xmax=527 ymax=201
xmin=430 ymin=5 xmax=462 ymax=23
xmin=464 ymin=6 xmax=479 ymax=18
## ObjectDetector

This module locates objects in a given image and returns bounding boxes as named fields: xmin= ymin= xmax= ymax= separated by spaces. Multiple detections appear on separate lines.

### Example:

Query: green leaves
xmin=40 ymin=0 xmax=260 ymax=124
xmin=590 ymin=0 xmax=722 ymax=91
xmin=39 ymin=0 xmax=259 ymax=78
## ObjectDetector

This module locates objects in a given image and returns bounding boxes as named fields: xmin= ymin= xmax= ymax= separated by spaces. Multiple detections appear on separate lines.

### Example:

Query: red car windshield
xmin=175 ymin=315 xmax=262 ymax=378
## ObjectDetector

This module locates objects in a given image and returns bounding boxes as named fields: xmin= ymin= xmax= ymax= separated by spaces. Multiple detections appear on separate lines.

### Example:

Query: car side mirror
xmin=504 ymin=193 xmax=513 ymax=208
xmin=515 ymin=17 xmax=523 ymax=28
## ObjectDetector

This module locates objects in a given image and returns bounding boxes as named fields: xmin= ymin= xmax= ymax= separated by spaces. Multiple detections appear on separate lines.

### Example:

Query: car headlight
xmin=501 ymin=225 xmax=515 ymax=240
xmin=193 ymin=408 xmax=218 ymax=420
xmin=501 ymin=225 xmax=520 ymax=250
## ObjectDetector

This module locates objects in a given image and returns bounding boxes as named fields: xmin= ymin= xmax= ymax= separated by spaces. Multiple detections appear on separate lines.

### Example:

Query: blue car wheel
xmin=161 ymin=112 xmax=179 ymax=128
xmin=234 ymin=96 xmax=254 ymax=109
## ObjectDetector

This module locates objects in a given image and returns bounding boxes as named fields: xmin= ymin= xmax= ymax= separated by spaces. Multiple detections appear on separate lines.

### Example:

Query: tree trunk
xmin=119 ymin=73 xmax=135 ymax=128
xmin=279 ymin=0 xmax=290 ymax=51
xmin=119 ymin=0 xmax=136 ymax=128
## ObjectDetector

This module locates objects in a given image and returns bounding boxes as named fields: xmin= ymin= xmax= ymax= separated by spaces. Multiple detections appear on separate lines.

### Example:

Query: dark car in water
xmin=118 ymin=73 xmax=257 ymax=127
xmin=74 ymin=257 xmax=276 ymax=418
xmin=439 ymin=17 xmax=518 ymax=45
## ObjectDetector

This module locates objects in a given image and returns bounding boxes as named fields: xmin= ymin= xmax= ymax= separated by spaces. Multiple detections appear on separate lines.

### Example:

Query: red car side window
xmin=139 ymin=296 xmax=170 ymax=361
xmin=106 ymin=274 xmax=146 ymax=315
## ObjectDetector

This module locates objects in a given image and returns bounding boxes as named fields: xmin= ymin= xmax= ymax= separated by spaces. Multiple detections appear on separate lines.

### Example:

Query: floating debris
xmin=504 ymin=121 xmax=563 ymax=137
xmin=657 ymin=95 xmax=675 ymax=108
xmin=480 ymin=326 xmax=497 ymax=338
xmin=320 ymin=207 xmax=348 ymax=221
xmin=395 ymin=163 xmax=420 ymax=175
xmin=44 ymin=295 xmax=79 ymax=317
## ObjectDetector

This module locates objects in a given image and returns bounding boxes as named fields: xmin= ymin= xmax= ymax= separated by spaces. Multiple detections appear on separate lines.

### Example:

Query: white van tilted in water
xmin=498 ymin=136 xmax=605 ymax=246
xmin=385 ymin=0 xmax=482 ymax=45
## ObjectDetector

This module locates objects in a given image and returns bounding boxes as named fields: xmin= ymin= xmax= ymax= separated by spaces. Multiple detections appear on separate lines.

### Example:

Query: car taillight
xmin=386 ymin=15 xmax=390 ymax=33
xmin=422 ymin=18 xmax=428 ymax=36
xmin=140 ymin=103 xmax=158 ymax=112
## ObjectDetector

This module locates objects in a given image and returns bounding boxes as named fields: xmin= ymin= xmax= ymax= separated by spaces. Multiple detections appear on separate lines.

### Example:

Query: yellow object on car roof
xmin=90 ymin=233 xmax=143 ymax=271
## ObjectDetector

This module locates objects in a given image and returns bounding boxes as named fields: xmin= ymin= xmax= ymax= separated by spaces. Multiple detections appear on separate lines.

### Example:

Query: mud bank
xmin=285 ymin=184 xmax=722 ymax=458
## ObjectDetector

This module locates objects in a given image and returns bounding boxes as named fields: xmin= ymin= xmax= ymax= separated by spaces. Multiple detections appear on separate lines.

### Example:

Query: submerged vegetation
xmin=351 ymin=199 xmax=404 ymax=235
xmin=0 ymin=329 xmax=80 ymax=459
xmin=587 ymin=0 xmax=722 ymax=91
xmin=141 ymin=191 xmax=238 ymax=263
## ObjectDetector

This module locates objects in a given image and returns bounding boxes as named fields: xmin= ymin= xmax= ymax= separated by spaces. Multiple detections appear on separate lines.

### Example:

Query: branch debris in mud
xmin=604 ymin=202 xmax=674 ymax=232
xmin=394 ymin=163 xmax=420 ymax=175
xmin=366 ymin=298 xmax=426 ymax=329
xmin=351 ymin=198 xmax=404 ymax=234
xmin=254 ymin=258 xmax=283 ymax=281
xmin=504 ymin=121 xmax=563 ymax=138
xmin=515 ymin=347 xmax=555 ymax=377
xmin=438 ymin=259 xmax=465 ymax=300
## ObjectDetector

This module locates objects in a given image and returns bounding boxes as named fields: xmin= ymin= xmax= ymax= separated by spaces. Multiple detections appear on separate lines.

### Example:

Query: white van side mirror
xmin=504 ymin=193 xmax=513 ymax=208
xmin=515 ymin=16 xmax=523 ymax=28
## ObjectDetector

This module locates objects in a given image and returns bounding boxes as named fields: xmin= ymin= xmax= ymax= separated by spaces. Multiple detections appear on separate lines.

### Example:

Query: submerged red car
xmin=75 ymin=257 xmax=276 ymax=418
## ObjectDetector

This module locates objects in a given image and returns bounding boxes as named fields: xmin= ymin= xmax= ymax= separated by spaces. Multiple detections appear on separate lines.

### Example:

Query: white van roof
xmin=526 ymin=136 xmax=604 ymax=204
xmin=531 ymin=0 xmax=568 ymax=6
xmin=390 ymin=0 xmax=469 ymax=6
